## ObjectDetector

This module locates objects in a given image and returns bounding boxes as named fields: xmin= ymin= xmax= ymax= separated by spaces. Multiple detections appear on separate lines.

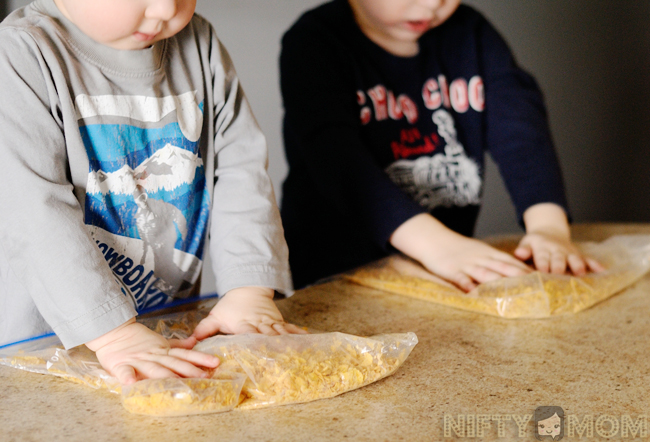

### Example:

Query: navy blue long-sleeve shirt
xmin=280 ymin=0 xmax=568 ymax=288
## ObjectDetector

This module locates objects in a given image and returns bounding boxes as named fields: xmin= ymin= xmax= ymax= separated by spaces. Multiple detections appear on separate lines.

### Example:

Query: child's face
xmin=348 ymin=0 xmax=461 ymax=56
xmin=53 ymin=0 xmax=196 ymax=50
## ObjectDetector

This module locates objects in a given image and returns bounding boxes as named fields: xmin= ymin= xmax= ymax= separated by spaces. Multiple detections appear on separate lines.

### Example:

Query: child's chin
xmin=112 ymin=42 xmax=154 ymax=51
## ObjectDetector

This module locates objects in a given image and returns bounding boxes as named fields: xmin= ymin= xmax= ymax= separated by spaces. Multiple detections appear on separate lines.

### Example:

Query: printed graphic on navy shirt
xmin=76 ymin=92 xmax=209 ymax=311
xmin=358 ymin=76 xmax=484 ymax=210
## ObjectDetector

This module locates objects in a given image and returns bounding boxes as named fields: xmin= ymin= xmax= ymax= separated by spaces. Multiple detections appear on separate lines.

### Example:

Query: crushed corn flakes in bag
xmin=121 ymin=376 xmax=247 ymax=416
xmin=0 ymin=310 xmax=418 ymax=415
xmin=194 ymin=332 xmax=418 ymax=409
xmin=343 ymin=235 xmax=650 ymax=318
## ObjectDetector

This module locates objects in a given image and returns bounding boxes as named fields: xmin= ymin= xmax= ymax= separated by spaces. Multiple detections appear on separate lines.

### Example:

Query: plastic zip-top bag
xmin=120 ymin=376 xmax=247 ymax=416
xmin=0 ymin=309 xmax=417 ymax=416
xmin=0 ymin=334 xmax=121 ymax=391
xmin=344 ymin=235 xmax=650 ymax=318
xmin=194 ymin=331 xmax=418 ymax=409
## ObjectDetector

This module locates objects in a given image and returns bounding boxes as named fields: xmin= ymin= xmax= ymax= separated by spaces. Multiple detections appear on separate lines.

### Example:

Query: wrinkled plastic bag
xmin=0 ymin=335 xmax=120 ymax=391
xmin=0 ymin=309 xmax=248 ymax=417
xmin=121 ymin=376 xmax=247 ymax=416
xmin=194 ymin=331 xmax=418 ymax=409
xmin=0 ymin=309 xmax=417 ymax=416
xmin=344 ymin=235 xmax=650 ymax=318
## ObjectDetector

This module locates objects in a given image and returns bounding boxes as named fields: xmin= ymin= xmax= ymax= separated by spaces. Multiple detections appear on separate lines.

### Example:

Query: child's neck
xmin=364 ymin=32 xmax=419 ymax=57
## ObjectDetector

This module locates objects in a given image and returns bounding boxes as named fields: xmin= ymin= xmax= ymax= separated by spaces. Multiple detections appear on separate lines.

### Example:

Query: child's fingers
xmin=514 ymin=244 xmax=533 ymax=261
xmin=168 ymin=347 xmax=220 ymax=369
xmin=586 ymin=257 xmax=606 ymax=273
xmin=271 ymin=323 xmax=290 ymax=335
xmin=191 ymin=317 xmax=222 ymax=341
xmin=495 ymin=250 xmax=534 ymax=269
xmin=549 ymin=251 xmax=568 ymax=274
xmin=567 ymin=254 xmax=587 ymax=276
xmin=271 ymin=322 xmax=308 ymax=335
xmin=532 ymin=250 xmax=551 ymax=273
xmin=447 ymin=272 xmax=477 ymax=292
xmin=480 ymin=254 xmax=532 ymax=277
xmin=112 ymin=364 xmax=138 ymax=386
xmin=233 ymin=323 xmax=260 ymax=335
xmin=283 ymin=323 xmax=309 ymax=334
xmin=257 ymin=323 xmax=280 ymax=336
xmin=464 ymin=265 xmax=505 ymax=285
xmin=147 ymin=353 xmax=213 ymax=378
xmin=169 ymin=336 xmax=197 ymax=349
xmin=128 ymin=360 xmax=180 ymax=381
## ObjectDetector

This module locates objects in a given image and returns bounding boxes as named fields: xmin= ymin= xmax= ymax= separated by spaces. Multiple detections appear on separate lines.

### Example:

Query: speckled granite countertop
xmin=1 ymin=223 xmax=649 ymax=441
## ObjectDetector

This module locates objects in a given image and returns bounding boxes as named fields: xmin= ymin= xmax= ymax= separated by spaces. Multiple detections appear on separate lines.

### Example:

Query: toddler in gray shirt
xmin=0 ymin=0 xmax=304 ymax=385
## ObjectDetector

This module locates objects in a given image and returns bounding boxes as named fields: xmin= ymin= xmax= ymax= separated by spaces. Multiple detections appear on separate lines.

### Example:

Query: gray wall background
xmin=5 ymin=0 xmax=650 ymax=293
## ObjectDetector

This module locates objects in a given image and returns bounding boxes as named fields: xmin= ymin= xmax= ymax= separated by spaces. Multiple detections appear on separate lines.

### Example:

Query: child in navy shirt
xmin=279 ymin=0 xmax=603 ymax=289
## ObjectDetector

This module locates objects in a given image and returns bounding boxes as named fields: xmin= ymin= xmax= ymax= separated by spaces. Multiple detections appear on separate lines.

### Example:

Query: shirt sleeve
xmin=477 ymin=14 xmax=570 ymax=223
xmin=279 ymin=20 xmax=426 ymax=249
xmin=0 ymin=30 xmax=136 ymax=349
xmin=205 ymin=26 xmax=293 ymax=296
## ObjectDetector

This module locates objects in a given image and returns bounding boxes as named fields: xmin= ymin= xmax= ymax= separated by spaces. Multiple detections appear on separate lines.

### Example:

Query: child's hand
xmin=390 ymin=213 xmax=532 ymax=292
xmin=516 ymin=203 xmax=605 ymax=275
xmin=515 ymin=232 xmax=605 ymax=275
xmin=418 ymin=235 xmax=532 ymax=292
xmin=86 ymin=318 xmax=220 ymax=386
xmin=191 ymin=287 xmax=308 ymax=340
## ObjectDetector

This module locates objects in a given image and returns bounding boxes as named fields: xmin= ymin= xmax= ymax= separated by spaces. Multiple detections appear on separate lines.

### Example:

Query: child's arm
xmin=0 ymin=30 xmax=139 ymax=349
xmin=476 ymin=12 xmax=581 ymax=265
xmin=475 ymin=18 xmax=604 ymax=275
xmin=390 ymin=213 xmax=532 ymax=292
xmin=205 ymin=28 xmax=294 ymax=301
xmin=514 ymin=203 xmax=604 ymax=275
xmin=86 ymin=320 xmax=220 ymax=386
xmin=191 ymin=287 xmax=308 ymax=339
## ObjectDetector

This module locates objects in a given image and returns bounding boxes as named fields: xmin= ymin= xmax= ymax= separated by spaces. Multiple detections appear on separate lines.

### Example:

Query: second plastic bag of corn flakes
xmin=344 ymin=235 xmax=650 ymax=318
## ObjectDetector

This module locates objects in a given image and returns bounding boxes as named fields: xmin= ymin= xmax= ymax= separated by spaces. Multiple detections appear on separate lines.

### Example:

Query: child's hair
xmin=534 ymin=406 xmax=565 ymax=441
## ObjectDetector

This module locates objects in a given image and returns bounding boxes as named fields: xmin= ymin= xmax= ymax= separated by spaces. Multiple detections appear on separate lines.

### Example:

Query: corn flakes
xmin=195 ymin=332 xmax=418 ymax=409
xmin=121 ymin=377 xmax=245 ymax=416
xmin=344 ymin=235 xmax=650 ymax=318
xmin=1 ymin=325 xmax=418 ymax=416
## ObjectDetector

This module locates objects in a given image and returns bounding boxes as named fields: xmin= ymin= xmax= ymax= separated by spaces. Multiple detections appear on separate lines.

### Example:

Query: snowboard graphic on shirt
xmin=76 ymin=92 xmax=210 ymax=311
xmin=385 ymin=109 xmax=481 ymax=209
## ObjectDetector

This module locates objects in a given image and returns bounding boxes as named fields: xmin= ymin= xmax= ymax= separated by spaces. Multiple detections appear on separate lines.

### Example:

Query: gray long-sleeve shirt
xmin=0 ymin=0 xmax=292 ymax=349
